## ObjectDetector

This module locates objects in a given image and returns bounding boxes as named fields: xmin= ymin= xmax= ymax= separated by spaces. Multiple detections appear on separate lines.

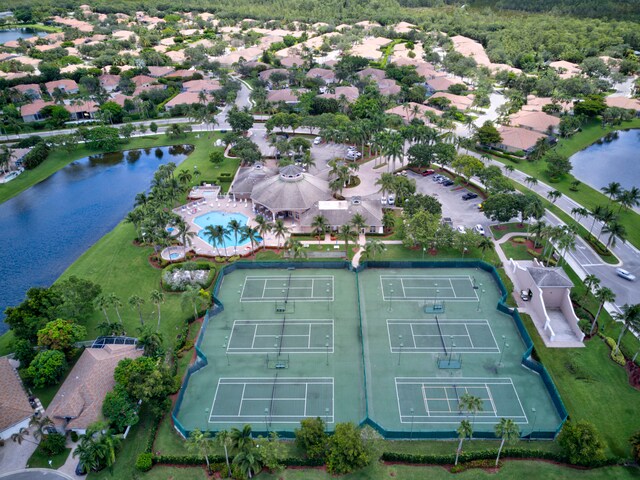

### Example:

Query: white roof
xmin=319 ymin=200 xmax=348 ymax=210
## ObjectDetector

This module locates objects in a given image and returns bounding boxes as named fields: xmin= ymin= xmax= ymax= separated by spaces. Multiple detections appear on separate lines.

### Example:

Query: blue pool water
xmin=195 ymin=212 xmax=256 ymax=247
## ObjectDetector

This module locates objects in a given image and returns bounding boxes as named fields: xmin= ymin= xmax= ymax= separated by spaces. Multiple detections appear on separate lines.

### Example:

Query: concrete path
xmin=0 ymin=469 xmax=73 ymax=480
xmin=0 ymin=439 xmax=38 ymax=473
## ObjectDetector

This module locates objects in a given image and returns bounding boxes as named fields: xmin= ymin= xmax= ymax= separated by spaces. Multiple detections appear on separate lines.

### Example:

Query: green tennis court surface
xmin=174 ymin=265 xmax=564 ymax=438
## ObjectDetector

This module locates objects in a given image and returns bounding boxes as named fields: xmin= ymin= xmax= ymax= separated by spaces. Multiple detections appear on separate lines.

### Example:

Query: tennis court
xmin=387 ymin=318 xmax=499 ymax=353
xmin=395 ymin=377 xmax=527 ymax=424
xmin=209 ymin=377 xmax=334 ymax=424
xmin=240 ymin=275 xmax=335 ymax=302
xmin=227 ymin=319 xmax=334 ymax=354
xmin=380 ymin=274 xmax=478 ymax=301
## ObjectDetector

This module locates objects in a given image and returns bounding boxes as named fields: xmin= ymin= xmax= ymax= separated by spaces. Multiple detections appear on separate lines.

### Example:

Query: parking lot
xmin=407 ymin=171 xmax=492 ymax=234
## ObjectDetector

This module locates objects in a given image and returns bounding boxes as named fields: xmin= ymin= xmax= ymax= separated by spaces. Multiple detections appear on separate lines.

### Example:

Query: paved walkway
xmin=0 ymin=438 xmax=38 ymax=473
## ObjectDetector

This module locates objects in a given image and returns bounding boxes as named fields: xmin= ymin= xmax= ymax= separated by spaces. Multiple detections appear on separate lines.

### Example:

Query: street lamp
xmin=410 ymin=407 xmax=415 ymax=439
xmin=223 ymin=343 xmax=230 ymax=365
xmin=398 ymin=335 xmax=403 ymax=365
xmin=264 ymin=407 xmax=270 ymax=433
xmin=422 ymin=246 xmax=426 ymax=261
xmin=325 ymin=342 xmax=330 ymax=366
xmin=476 ymin=283 xmax=483 ymax=312
xmin=529 ymin=407 xmax=538 ymax=441
xmin=325 ymin=407 xmax=330 ymax=432
xmin=389 ymin=287 xmax=395 ymax=312
xmin=497 ymin=336 xmax=509 ymax=367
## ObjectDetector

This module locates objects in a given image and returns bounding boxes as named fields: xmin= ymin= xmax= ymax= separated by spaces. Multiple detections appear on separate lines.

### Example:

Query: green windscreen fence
xmin=172 ymin=260 xmax=567 ymax=440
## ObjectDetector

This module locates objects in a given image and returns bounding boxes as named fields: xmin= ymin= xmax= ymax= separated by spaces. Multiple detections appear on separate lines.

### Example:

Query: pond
xmin=0 ymin=28 xmax=48 ymax=44
xmin=0 ymin=145 xmax=193 ymax=333
xmin=569 ymin=129 xmax=640 ymax=191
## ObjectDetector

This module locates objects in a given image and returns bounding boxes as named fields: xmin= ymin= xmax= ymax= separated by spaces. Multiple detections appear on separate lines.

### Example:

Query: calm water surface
xmin=0 ymin=145 xmax=193 ymax=333
xmin=569 ymin=129 xmax=640 ymax=191
xmin=0 ymin=28 xmax=48 ymax=44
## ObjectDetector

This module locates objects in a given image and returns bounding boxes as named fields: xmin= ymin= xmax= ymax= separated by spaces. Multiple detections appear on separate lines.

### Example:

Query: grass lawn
xmin=499 ymin=238 xmax=538 ymax=261
xmin=140 ymin=466 xmax=209 ymax=479
xmin=257 ymin=461 xmax=640 ymax=479
xmin=0 ymin=132 xmax=231 ymax=205
xmin=27 ymin=445 xmax=71 ymax=469
xmin=521 ymin=311 xmax=640 ymax=458
xmin=483 ymin=117 xmax=640 ymax=249
xmin=490 ymin=223 xmax=528 ymax=240
xmin=0 ymin=329 xmax=15 ymax=356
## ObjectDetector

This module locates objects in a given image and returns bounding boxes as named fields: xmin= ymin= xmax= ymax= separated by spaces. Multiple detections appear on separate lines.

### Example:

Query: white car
xmin=456 ymin=226 xmax=466 ymax=234
xmin=380 ymin=196 xmax=387 ymax=205
xmin=473 ymin=224 xmax=486 ymax=236
xmin=313 ymin=136 xmax=322 ymax=145
xmin=616 ymin=268 xmax=636 ymax=281
xmin=387 ymin=195 xmax=395 ymax=206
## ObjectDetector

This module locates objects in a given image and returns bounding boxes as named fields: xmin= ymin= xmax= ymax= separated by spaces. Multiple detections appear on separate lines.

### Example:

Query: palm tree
xmin=29 ymin=414 xmax=54 ymax=441
xmin=181 ymin=285 xmax=206 ymax=320
xmin=495 ymin=418 xmax=520 ymax=466
xmin=150 ymin=289 xmax=165 ymax=331
xmin=108 ymin=293 xmax=123 ymax=324
xmin=588 ymin=205 xmax=607 ymax=237
xmin=254 ymin=215 xmax=272 ymax=250
xmin=216 ymin=430 xmax=233 ymax=478
xmin=272 ymin=219 xmax=289 ymax=250
xmin=524 ymin=176 xmax=538 ymax=188
xmin=136 ymin=326 xmax=164 ymax=357
xmin=613 ymin=304 xmax=640 ymax=355
xmin=477 ymin=236 xmax=494 ymax=260
xmin=311 ymin=215 xmax=328 ymax=241
xmin=11 ymin=427 xmax=32 ymax=445
xmin=339 ymin=224 xmax=356 ymax=256
xmin=233 ymin=448 xmax=261 ymax=478
xmin=94 ymin=294 xmax=111 ymax=323
xmin=375 ymin=172 xmax=396 ymax=199
xmin=350 ymin=213 xmax=367 ymax=235
xmin=240 ymin=225 xmax=261 ymax=257
xmin=617 ymin=187 xmax=640 ymax=213
xmin=601 ymin=181 xmax=622 ymax=203
xmin=530 ymin=220 xmax=546 ymax=248
xmin=362 ymin=240 xmax=385 ymax=261
xmin=547 ymin=190 xmax=562 ymax=203
xmin=177 ymin=170 xmax=193 ymax=189
xmin=503 ymin=165 xmax=515 ymax=178
xmin=383 ymin=131 xmax=404 ymax=172
xmin=571 ymin=207 xmax=589 ymax=223
xmin=583 ymin=274 xmax=600 ymax=300
xmin=229 ymin=424 xmax=253 ymax=452
xmin=187 ymin=429 xmax=215 ymax=473
xmin=590 ymin=287 xmax=616 ymax=335
xmin=128 ymin=295 xmax=145 ymax=325
xmin=176 ymin=218 xmax=196 ymax=258
xmin=602 ymin=221 xmax=626 ymax=248
xmin=286 ymin=239 xmax=307 ymax=259
xmin=204 ymin=225 xmax=222 ymax=256
xmin=455 ymin=420 xmax=473 ymax=466
xmin=596 ymin=209 xmax=617 ymax=242
xmin=227 ymin=219 xmax=242 ymax=254
xmin=458 ymin=393 xmax=483 ymax=435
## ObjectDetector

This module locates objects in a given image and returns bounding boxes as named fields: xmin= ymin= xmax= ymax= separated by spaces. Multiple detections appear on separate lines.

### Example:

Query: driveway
xmin=0 ymin=439 xmax=38 ymax=474
xmin=409 ymin=171 xmax=490 ymax=231
xmin=0 ymin=470 xmax=73 ymax=480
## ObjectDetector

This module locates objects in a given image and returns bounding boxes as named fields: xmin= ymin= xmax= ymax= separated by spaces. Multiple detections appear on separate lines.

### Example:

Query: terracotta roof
xmin=497 ymin=126 xmax=546 ymax=151
xmin=65 ymin=101 xmax=99 ymax=114
xmin=357 ymin=68 xmax=385 ymax=81
xmin=147 ymin=66 xmax=175 ymax=77
xmin=429 ymin=92 xmax=473 ymax=110
xmin=131 ymin=75 xmax=156 ymax=87
xmin=386 ymin=102 xmax=442 ymax=123
xmin=45 ymin=79 xmax=78 ymax=94
xmin=266 ymin=88 xmax=307 ymax=103
xmin=279 ymin=55 xmax=304 ymax=68
xmin=13 ymin=84 xmax=41 ymax=95
xmin=165 ymin=69 xmax=203 ymax=78
xmin=318 ymin=86 xmax=360 ymax=103
xmin=509 ymin=110 xmax=560 ymax=133
xmin=182 ymin=79 xmax=222 ymax=92
xmin=259 ymin=68 xmax=289 ymax=82
xmin=45 ymin=345 xmax=141 ymax=431
xmin=523 ymin=96 xmax=573 ymax=113
xmin=306 ymin=68 xmax=336 ymax=82
xmin=20 ymin=100 xmax=54 ymax=117
xmin=166 ymin=91 xmax=213 ymax=108
xmin=605 ymin=96 xmax=640 ymax=111
xmin=426 ymin=76 xmax=459 ymax=91
xmin=0 ymin=358 xmax=33 ymax=432
xmin=99 ymin=74 xmax=120 ymax=88
xmin=377 ymin=78 xmax=401 ymax=96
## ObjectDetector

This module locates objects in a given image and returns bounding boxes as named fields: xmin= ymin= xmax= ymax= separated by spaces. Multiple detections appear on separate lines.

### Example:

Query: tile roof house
xmin=259 ymin=68 xmax=290 ymax=88
xmin=349 ymin=37 xmax=393 ymax=60
xmin=182 ymin=79 xmax=222 ymax=93
xmin=46 ymin=345 xmax=142 ymax=433
xmin=0 ymin=358 xmax=34 ymax=440
xmin=20 ymin=100 xmax=55 ymax=122
xmin=549 ymin=60 xmax=581 ymax=79
xmin=131 ymin=75 xmax=156 ymax=88
xmin=605 ymin=96 xmax=640 ymax=112
xmin=165 ymin=92 xmax=214 ymax=110
xmin=377 ymin=78 xmax=401 ymax=96
xmin=279 ymin=55 xmax=304 ymax=68
xmin=12 ymin=83 xmax=42 ymax=99
xmin=386 ymin=102 xmax=442 ymax=124
xmin=147 ymin=66 xmax=176 ymax=77
xmin=99 ymin=74 xmax=121 ymax=92
xmin=318 ymin=86 xmax=360 ymax=104
xmin=306 ymin=67 xmax=336 ymax=84
xmin=64 ymin=100 xmax=99 ymax=120
xmin=266 ymin=88 xmax=307 ymax=104
xmin=425 ymin=76 xmax=460 ymax=92
xmin=522 ymin=96 xmax=573 ymax=113
xmin=300 ymin=198 xmax=384 ymax=234
xmin=428 ymin=92 xmax=474 ymax=111
xmin=495 ymin=126 xmax=546 ymax=153
xmin=357 ymin=68 xmax=386 ymax=81
xmin=509 ymin=110 xmax=561 ymax=134
xmin=45 ymin=79 xmax=79 ymax=96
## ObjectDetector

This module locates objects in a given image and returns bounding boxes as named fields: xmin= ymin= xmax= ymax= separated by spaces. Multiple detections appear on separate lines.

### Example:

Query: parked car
xmin=476 ymin=203 xmax=483 ymax=210
xmin=75 ymin=461 xmax=87 ymax=476
xmin=442 ymin=217 xmax=453 ymax=228
xmin=387 ymin=195 xmax=395 ymax=205
xmin=346 ymin=152 xmax=359 ymax=160
xmin=313 ymin=136 xmax=322 ymax=145
xmin=442 ymin=179 xmax=455 ymax=186
xmin=456 ymin=226 xmax=466 ymax=233
xmin=462 ymin=192 xmax=478 ymax=200
xmin=380 ymin=196 xmax=387 ymax=205
xmin=433 ymin=174 xmax=444 ymax=182
xmin=473 ymin=224 xmax=486 ymax=236
xmin=616 ymin=268 xmax=636 ymax=281
xmin=422 ymin=169 xmax=435 ymax=176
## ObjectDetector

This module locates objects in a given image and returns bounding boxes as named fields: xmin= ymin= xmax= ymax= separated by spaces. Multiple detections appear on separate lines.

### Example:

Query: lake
xmin=0 ymin=145 xmax=193 ymax=333
xmin=569 ymin=129 xmax=640 ymax=191
xmin=0 ymin=28 xmax=48 ymax=44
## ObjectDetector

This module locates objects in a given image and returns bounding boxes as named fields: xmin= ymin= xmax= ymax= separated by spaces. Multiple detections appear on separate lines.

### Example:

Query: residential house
xmin=318 ymin=86 xmax=360 ymax=104
xmin=279 ymin=55 xmax=304 ymax=68
xmin=165 ymin=69 xmax=203 ymax=79
xmin=65 ymin=100 xmax=99 ymax=121
xmin=508 ymin=110 xmax=560 ymax=134
xmin=131 ymin=75 xmax=156 ymax=88
xmin=259 ymin=68 xmax=290 ymax=88
xmin=46 ymin=345 xmax=142 ymax=434
xmin=425 ymin=76 xmax=459 ymax=93
xmin=495 ymin=126 xmax=546 ymax=153
xmin=522 ymin=96 xmax=573 ymax=113
xmin=605 ymin=96 xmax=640 ymax=112
xmin=165 ymin=92 xmax=213 ymax=110
xmin=266 ymin=89 xmax=307 ymax=104
xmin=0 ymin=358 xmax=34 ymax=440
xmin=549 ymin=61 xmax=581 ymax=79
xmin=428 ymin=92 xmax=473 ymax=111
xmin=12 ymin=83 xmax=42 ymax=99
xmin=350 ymin=37 xmax=392 ymax=60
xmin=385 ymin=102 xmax=441 ymax=124
xmin=99 ymin=74 xmax=121 ymax=93
xmin=182 ymin=79 xmax=222 ymax=93
xmin=20 ymin=100 xmax=54 ymax=122
xmin=377 ymin=78 xmax=401 ymax=96
xmin=306 ymin=68 xmax=336 ymax=84
xmin=299 ymin=198 xmax=384 ymax=234
xmin=45 ymin=79 xmax=79 ymax=96
xmin=356 ymin=68 xmax=386 ymax=82
xmin=147 ymin=66 xmax=175 ymax=77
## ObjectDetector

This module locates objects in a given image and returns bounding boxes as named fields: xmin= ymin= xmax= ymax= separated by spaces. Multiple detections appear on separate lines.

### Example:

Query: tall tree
xmin=128 ymin=295 xmax=145 ymax=325
xmin=186 ymin=429 xmax=215 ymax=474
xmin=149 ymin=290 xmax=165 ymax=331
xmin=495 ymin=418 xmax=520 ymax=466
xmin=455 ymin=420 xmax=473 ymax=466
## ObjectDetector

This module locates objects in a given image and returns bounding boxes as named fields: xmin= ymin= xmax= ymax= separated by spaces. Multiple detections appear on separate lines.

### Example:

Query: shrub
xmin=161 ymin=261 xmax=215 ymax=291
xmin=578 ymin=319 xmax=592 ymax=335
xmin=26 ymin=350 xmax=68 ymax=388
xmin=295 ymin=417 xmax=328 ymax=460
xmin=558 ymin=420 xmax=605 ymax=465
xmin=40 ymin=433 xmax=67 ymax=456
xmin=326 ymin=423 xmax=370 ymax=474
xmin=23 ymin=142 xmax=50 ymax=170
xmin=526 ymin=248 xmax=540 ymax=258
xmin=450 ymin=459 xmax=500 ymax=473
xmin=512 ymin=237 xmax=526 ymax=244
xmin=70 ymin=431 xmax=79 ymax=442
xmin=136 ymin=453 xmax=153 ymax=472
xmin=14 ymin=135 xmax=44 ymax=148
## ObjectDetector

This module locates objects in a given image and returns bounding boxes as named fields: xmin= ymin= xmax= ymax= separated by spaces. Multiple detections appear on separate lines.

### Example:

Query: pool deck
xmin=174 ymin=196 xmax=299 ymax=257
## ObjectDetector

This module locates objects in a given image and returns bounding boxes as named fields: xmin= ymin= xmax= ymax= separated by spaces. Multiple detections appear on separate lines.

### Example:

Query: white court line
xmin=400 ymin=278 xmax=407 ymax=298
xmin=304 ymin=384 xmax=308 ymax=416
xmin=465 ymin=324 xmax=475 ymax=348
xmin=228 ymin=320 xmax=335 ymax=353
xmin=250 ymin=324 xmax=258 ymax=349
xmin=485 ymin=385 xmax=498 ymax=416
xmin=238 ymin=384 xmax=246 ymax=416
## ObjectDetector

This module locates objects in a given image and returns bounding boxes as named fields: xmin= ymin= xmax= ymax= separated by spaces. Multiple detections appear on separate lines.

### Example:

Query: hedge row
xmin=380 ymin=449 xmax=619 ymax=468
xmin=152 ymin=454 xmax=323 ymax=467
xmin=23 ymin=142 xmax=50 ymax=169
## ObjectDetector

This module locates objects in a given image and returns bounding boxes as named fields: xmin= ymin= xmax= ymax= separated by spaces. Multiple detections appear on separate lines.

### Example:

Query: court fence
xmin=171 ymin=259 xmax=567 ymax=440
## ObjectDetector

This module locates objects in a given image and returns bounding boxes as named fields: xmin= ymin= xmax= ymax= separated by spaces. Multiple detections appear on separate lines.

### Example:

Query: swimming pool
xmin=194 ymin=212 xmax=256 ymax=248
